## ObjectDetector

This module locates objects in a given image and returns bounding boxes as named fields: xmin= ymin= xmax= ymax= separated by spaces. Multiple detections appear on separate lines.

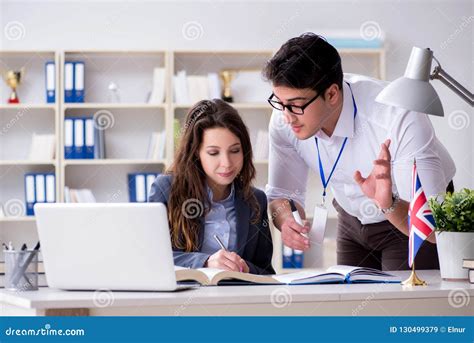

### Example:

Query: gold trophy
xmin=3 ymin=68 xmax=25 ymax=104
xmin=219 ymin=69 xmax=235 ymax=103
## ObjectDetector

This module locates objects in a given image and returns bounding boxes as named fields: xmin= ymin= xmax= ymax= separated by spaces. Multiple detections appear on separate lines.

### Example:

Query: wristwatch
xmin=379 ymin=193 xmax=400 ymax=214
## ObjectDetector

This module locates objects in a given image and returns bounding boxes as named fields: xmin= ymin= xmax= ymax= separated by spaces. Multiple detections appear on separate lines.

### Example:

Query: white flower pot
xmin=435 ymin=231 xmax=474 ymax=280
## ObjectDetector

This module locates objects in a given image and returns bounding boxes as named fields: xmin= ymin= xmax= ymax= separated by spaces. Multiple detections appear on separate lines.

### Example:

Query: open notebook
xmin=175 ymin=265 xmax=401 ymax=286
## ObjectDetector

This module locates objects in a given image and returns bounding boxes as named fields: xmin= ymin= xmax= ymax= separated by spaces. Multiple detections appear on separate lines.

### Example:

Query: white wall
xmin=1 ymin=0 xmax=473 ymax=188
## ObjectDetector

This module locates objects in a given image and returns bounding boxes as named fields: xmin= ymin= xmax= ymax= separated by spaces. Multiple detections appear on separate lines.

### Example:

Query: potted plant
xmin=429 ymin=188 xmax=474 ymax=280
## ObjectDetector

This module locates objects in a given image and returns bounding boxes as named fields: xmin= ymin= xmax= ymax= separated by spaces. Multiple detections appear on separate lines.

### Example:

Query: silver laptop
xmin=35 ymin=202 xmax=191 ymax=291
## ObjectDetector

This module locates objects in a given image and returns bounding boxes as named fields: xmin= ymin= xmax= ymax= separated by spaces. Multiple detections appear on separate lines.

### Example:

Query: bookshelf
xmin=0 ymin=47 xmax=385 ymax=271
xmin=59 ymin=50 xmax=168 ymax=203
xmin=0 ymin=51 xmax=60 ymax=260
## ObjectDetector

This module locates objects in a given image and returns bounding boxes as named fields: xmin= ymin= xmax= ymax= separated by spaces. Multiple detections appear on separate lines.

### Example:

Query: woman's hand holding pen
xmin=205 ymin=250 xmax=249 ymax=273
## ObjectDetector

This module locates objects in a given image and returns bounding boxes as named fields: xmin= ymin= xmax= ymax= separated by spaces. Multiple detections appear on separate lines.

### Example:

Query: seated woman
xmin=149 ymin=99 xmax=274 ymax=275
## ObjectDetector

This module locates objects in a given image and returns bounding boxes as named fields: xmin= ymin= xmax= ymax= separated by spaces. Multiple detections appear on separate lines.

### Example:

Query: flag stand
xmin=402 ymin=262 xmax=427 ymax=286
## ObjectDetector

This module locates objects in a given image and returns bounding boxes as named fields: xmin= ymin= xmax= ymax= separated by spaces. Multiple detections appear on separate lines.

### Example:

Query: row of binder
xmin=282 ymin=246 xmax=304 ymax=269
xmin=64 ymin=117 xmax=105 ymax=159
xmin=128 ymin=173 xmax=159 ymax=203
xmin=64 ymin=61 xmax=85 ymax=103
xmin=24 ymin=173 xmax=56 ymax=216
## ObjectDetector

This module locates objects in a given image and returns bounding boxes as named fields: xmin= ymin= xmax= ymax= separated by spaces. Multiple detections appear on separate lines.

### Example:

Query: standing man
xmin=264 ymin=33 xmax=455 ymax=270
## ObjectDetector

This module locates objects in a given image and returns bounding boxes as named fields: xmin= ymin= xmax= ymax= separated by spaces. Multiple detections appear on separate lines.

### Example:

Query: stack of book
xmin=173 ymin=70 xmax=220 ymax=104
xmin=28 ymin=133 xmax=55 ymax=161
xmin=63 ymin=187 xmax=96 ymax=203
xmin=317 ymin=30 xmax=385 ymax=49
xmin=463 ymin=259 xmax=474 ymax=284
xmin=147 ymin=67 xmax=166 ymax=104
xmin=146 ymin=132 xmax=166 ymax=160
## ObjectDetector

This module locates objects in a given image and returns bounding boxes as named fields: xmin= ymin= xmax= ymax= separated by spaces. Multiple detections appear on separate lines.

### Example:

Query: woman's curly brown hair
xmin=166 ymin=99 xmax=259 ymax=252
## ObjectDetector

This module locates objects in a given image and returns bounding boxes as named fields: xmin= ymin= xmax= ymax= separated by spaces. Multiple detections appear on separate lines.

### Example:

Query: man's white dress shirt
xmin=266 ymin=73 xmax=456 ymax=224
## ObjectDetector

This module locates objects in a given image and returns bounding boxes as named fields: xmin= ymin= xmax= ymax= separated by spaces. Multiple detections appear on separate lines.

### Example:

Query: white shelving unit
xmin=0 ymin=51 xmax=60 ymax=259
xmin=0 ymin=47 xmax=385 ymax=271
xmin=59 ymin=50 xmax=169 ymax=203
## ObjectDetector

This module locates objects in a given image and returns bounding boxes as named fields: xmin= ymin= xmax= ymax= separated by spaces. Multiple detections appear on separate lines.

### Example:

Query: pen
xmin=213 ymin=234 xmax=227 ymax=251
xmin=2 ymin=243 xmax=8 ymax=251
xmin=289 ymin=199 xmax=308 ymax=239
xmin=11 ymin=241 xmax=41 ymax=286
xmin=289 ymin=199 xmax=303 ymax=225
xmin=21 ymin=243 xmax=27 ymax=251
xmin=213 ymin=234 xmax=243 ymax=272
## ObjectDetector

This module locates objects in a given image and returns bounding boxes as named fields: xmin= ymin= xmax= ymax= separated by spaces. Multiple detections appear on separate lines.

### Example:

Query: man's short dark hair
xmin=263 ymin=33 xmax=343 ymax=97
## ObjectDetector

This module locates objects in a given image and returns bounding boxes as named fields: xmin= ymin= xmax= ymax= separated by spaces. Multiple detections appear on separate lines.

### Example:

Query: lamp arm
xmin=430 ymin=65 xmax=474 ymax=106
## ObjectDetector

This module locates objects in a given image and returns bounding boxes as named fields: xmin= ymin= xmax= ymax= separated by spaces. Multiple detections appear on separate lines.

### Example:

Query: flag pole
xmin=402 ymin=157 xmax=427 ymax=286
xmin=402 ymin=262 xmax=427 ymax=286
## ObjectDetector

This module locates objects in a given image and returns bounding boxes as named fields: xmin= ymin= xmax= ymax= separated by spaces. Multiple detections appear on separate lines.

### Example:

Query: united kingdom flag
xmin=408 ymin=160 xmax=436 ymax=268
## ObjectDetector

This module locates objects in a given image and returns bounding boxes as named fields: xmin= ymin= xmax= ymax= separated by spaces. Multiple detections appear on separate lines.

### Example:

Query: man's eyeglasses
xmin=267 ymin=92 xmax=320 ymax=115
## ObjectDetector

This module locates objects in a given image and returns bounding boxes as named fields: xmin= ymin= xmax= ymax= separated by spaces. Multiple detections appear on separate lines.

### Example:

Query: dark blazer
xmin=148 ymin=174 xmax=275 ymax=275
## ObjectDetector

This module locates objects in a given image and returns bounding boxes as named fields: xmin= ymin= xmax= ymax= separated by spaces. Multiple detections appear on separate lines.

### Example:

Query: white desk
xmin=1 ymin=270 xmax=472 ymax=316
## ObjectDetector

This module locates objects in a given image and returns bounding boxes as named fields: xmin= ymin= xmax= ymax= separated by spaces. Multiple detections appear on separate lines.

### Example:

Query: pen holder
xmin=4 ymin=250 xmax=39 ymax=291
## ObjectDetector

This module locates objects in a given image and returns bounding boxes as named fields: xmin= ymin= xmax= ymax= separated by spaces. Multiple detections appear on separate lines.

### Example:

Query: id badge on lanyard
xmin=311 ymin=82 xmax=357 ymax=244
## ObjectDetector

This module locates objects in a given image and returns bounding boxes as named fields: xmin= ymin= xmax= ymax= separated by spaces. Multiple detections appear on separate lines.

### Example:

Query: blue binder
xmin=128 ymin=173 xmax=147 ymax=203
xmin=45 ymin=61 xmax=55 ymax=103
xmin=84 ymin=116 xmax=95 ymax=159
xmin=45 ymin=173 xmax=56 ymax=203
xmin=24 ymin=173 xmax=36 ymax=216
xmin=74 ymin=61 xmax=85 ymax=103
xmin=145 ymin=173 xmax=159 ymax=201
xmin=282 ymin=246 xmax=293 ymax=269
xmin=34 ymin=174 xmax=46 ymax=205
xmin=293 ymin=250 xmax=304 ymax=268
xmin=64 ymin=118 xmax=74 ymax=159
xmin=64 ymin=61 xmax=74 ymax=103
xmin=73 ymin=118 xmax=85 ymax=159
